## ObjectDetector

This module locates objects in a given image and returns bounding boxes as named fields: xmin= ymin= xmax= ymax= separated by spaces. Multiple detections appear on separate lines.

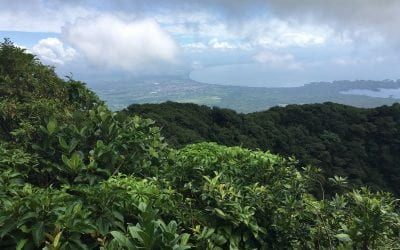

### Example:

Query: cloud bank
xmin=31 ymin=38 xmax=77 ymax=65
xmin=3 ymin=0 xmax=400 ymax=45
xmin=2 ymin=0 xmax=400 ymax=82
xmin=61 ymin=15 xmax=180 ymax=73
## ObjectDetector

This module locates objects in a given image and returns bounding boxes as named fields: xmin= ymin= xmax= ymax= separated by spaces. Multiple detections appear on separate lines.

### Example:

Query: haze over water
xmin=190 ymin=63 xmax=400 ymax=88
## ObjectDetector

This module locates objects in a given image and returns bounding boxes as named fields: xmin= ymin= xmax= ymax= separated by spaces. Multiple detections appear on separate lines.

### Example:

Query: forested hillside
xmin=125 ymin=101 xmax=400 ymax=196
xmin=1 ymin=40 xmax=400 ymax=249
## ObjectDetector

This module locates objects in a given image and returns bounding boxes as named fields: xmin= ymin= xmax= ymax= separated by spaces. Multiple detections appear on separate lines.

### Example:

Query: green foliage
xmin=1 ymin=39 xmax=400 ymax=249
xmin=107 ymin=203 xmax=191 ymax=250
xmin=0 ymin=38 xmax=102 ymax=143
xmin=125 ymin=101 xmax=400 ymax=197
xmin=0 ymin=142 xmax=36 ymax=169
xmin=1 ymin=103 xmax=167 ymax=187
xmin=0 ymin=175 xmax=180 ymax=249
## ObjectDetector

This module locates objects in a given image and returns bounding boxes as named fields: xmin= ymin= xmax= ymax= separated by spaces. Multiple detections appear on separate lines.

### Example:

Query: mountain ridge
xmin=124 ymin=101 xmax=400 ymax=196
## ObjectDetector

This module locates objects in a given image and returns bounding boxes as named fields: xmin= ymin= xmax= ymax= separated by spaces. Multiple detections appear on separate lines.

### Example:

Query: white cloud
xmin=2 ymin=0 xmax=399 ymax=81
xmin=0 ymin=1 xmax=95 ymax=32
xmin=208 ymin=38 xmax=236 ymax=50
xmin=156 ymin=11 xmax=333 ymax=49
xmin=182 ymin=42 xmax=208 ymax=51
xmin=244 ymin=18 xmax=331 ymax=49
xmin=14 ymin=43 xmax=28 ymax=50
xmin=2 ymin=0 xmax=400 ymax=49
xmin=253 ymin=51 xmax=302 ymax=70
xmin=61 ymin=14 xmax=180 ymax=73
xmin=265 ymin=0 xmax=400 ymax=43
xmin=333 ymin=56 xmax=386 ymax=66
xmin=31 ymin=37 xmax=77 ymax=65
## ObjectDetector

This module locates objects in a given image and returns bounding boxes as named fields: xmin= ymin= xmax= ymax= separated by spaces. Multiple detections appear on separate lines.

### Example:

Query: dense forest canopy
xmin=1 ymin=39 xmax=400 ymax=249
xmin=125 ymin=101 xmax=400 ymax=197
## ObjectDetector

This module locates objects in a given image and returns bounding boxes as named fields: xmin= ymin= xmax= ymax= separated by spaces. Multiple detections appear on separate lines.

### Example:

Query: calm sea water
xmin=189 ymin=64 xmax=310 ymax=88
xmin=189 ymin=63 xmax=400 ymax=88
xmin=341 ymin=88 xmax=400 ymax=99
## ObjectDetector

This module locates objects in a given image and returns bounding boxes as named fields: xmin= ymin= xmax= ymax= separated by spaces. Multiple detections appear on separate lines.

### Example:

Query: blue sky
xmin=1 ymin=0 xmax=400 ymax=87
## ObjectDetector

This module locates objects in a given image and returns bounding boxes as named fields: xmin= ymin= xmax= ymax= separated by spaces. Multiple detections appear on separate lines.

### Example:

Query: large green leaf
xmin=46 ymin=118 xmax=57 ymax=135
xmin=32 ymin=222 xmax=45 ymax=247
xmin=110 ymin=231 xmax=134 ymax=249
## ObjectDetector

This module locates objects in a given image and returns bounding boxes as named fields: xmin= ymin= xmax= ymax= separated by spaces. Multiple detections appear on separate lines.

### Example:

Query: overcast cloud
xmin=0 ymin=0 xmax=399 ymax=85
xmin=2 ymin=0 xmax=399 ymax=44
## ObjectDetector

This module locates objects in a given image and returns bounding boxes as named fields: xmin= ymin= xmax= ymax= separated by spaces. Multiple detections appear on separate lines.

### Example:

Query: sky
xmin=1 ymin=0 xmax=400 ymax=87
